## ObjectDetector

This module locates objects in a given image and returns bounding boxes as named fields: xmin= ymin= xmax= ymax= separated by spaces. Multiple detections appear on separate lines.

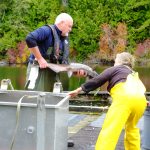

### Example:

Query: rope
xmin=10 ymin=95 xmax=38 ymax=150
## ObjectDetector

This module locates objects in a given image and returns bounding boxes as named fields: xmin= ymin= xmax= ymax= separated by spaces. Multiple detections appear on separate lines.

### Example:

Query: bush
xmin=0 ymin=0 xmax=150 ymax=61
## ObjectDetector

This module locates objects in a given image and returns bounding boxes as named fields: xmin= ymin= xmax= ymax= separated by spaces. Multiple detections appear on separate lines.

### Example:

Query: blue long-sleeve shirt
xmin=26 ymin=25 xmax=65 ymax=62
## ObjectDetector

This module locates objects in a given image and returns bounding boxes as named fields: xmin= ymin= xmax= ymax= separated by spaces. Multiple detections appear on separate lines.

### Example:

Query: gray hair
xmin=114 ymin=52 xmax=135 ymax=68
xmin=55 ymin=13 xmax=73 ymax=24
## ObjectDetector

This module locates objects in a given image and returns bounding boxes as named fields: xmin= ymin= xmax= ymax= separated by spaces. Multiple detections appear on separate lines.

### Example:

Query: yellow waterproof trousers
xmin=95 ymin=82 xmax=147 ymax=150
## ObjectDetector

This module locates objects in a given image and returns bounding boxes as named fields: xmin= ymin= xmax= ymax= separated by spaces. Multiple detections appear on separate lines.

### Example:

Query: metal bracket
xmin=53 ymin=82 xmax=63 ymax=93
xmin=37 ymin=93 xmax=46 ymax=150
xmin=0 ymin=79 xmax=14 ymax=90
xmin=37 ymin=93 xmax=46 ymax=110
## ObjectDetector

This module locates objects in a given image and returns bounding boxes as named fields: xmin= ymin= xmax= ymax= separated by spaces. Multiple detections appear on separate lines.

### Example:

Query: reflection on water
xmin=0 ymin=65 xmax=27 ymax=90
xmin=0 ymin=64 xmax=150 ymax=91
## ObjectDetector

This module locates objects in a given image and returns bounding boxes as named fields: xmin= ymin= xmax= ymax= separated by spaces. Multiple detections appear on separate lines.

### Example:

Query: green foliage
xmin=0 ymin=0 xmax=63 ymax=53
xmin=67 ymin=0 xmax=150 ymax=59
xmin=0 ymin=0 xmax=150 ymax=61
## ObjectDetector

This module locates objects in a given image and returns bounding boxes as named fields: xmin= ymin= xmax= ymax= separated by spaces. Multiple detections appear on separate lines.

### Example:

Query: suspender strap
xmin=48 ymin=25 xmax=70 ymax=64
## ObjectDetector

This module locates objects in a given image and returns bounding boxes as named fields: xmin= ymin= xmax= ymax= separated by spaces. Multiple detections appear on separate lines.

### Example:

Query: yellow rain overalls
xmin=95 ymin=73 xmax=147 ymax=150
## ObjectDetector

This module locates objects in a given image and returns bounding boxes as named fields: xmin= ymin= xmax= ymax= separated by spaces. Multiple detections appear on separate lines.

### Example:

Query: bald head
xmin=55 ymin=13 xmax=73 ymax=36
xmin=55 ymin=13 xmax=73 ymax=24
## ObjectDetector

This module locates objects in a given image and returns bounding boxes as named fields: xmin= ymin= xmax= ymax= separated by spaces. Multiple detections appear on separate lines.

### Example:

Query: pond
xmin=0 ymin=64 xmax=150 ymax=92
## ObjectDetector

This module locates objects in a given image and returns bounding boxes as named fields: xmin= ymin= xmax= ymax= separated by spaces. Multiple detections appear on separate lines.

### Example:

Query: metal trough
xmin=0 ymin=90 xmax=69 ymax=150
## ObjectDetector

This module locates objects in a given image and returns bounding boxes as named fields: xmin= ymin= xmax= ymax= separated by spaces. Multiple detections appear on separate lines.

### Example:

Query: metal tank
xmin=0 ymin=90 xmax=69 ymax=150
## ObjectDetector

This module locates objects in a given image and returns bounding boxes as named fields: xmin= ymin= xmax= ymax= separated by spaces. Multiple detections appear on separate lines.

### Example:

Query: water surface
xmin=0 ymin=65 xmax=150 ymax=91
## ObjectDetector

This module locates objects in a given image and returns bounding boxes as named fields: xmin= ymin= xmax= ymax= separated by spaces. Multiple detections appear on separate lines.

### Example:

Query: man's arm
xmin=26 ymin=26 xmax=52 ymax=68
xmin=29 ymin=46 xmax=48 ymax=68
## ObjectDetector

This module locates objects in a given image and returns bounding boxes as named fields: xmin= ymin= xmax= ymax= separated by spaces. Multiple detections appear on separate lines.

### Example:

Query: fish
xmin=47 ymin=62 xmax=99 ymax=78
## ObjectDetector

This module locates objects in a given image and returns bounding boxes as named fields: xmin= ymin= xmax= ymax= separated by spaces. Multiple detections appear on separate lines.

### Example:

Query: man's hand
xmin=73 ymin=70 xmax=87 ymax=77
xmin=37 ymin=57 xmax=48 ymax=68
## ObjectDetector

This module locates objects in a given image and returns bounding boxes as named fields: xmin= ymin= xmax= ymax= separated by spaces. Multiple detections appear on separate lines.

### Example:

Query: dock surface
xmin=68 ymin=112 xmax=144 ymax=150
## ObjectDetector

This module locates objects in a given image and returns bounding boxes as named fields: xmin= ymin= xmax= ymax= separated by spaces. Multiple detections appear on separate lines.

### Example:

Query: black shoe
xmin=68 ymin=140 xmax=74 ymax=147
